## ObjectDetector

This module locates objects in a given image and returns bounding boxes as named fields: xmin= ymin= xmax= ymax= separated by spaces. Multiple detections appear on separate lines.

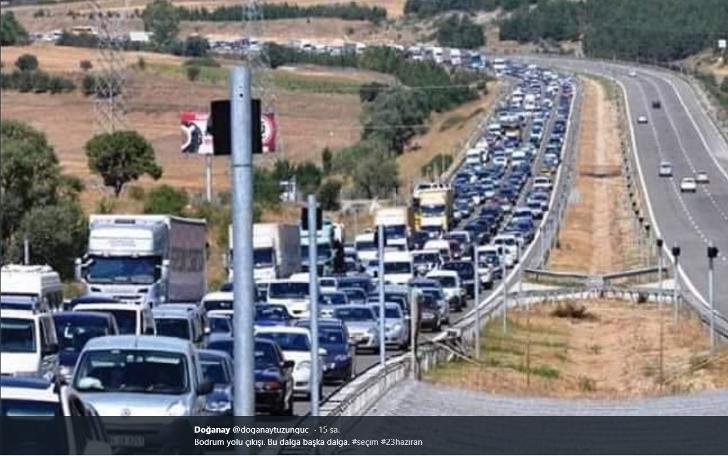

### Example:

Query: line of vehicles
xmin=0 ymin=58 xmax=574 ymax=451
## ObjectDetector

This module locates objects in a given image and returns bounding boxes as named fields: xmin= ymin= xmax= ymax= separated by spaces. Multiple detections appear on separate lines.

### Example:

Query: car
xmin=0 ymin=376 xmax=111 ymax=453
xmin=340 ymin=287 xmax=368 ymax=305
xmin=332 ymin=305 xmax=380 ymax=353
xmin=255 ymin=304 xmax=292 ymax=327
xmin=52 ymin=311 xmax=119 ymax=382
xmin=695 ymin=171 xmax=710 ymax=184
xmin=254 ymin=326 xmax=323 ymax=399
xmin=426 ymin=270 xmax=465 ymax=312
xmin=1 ymin=309 xmax=59 ymax=379
xmin=207 ymin=313 xmax=233 ymax=338
xmin=417 ymin=293 xmax=443 ymax=332
xmin=152 ymin=307 xmax=205 ymax=347
xmin=371 ymin=303 xmax=409 ymax=350
xmin=658 ymin=161 xmax=673 ymax=177
xmin=680 ymin=177 xmax=697 ymax=193
xmin=628 ymin=70 xmax=637 ymax=77
xmin=652 ymin=100 xmax=661 ymax=109
xmin=252 ymin=338 xmax=295 ymax=415
xmin=441 ymin=261 xmax=476 ymax=298
xmin=72 ymin=301 xmax=155 ymax=336
xmin=199 ymin=349 xmax=234 ymax=416
xmin=295 ymin=319 xmax=353 ymax=383
xmin=637 ymin=115 xmax=648 ymax=124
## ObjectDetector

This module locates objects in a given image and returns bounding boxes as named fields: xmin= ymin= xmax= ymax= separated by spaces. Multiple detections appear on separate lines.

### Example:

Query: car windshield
xmin=321 ymin=293 xmax=347 ymax=305
xmin=254 ymin=341 xmax=280 ymax=368
xmin=105 ymin=310 xmax=137 ymax=335
xmin=203 ymin=299 xmax=233 ymax=312
xmin=54 ymin=317 xmax=110 ymax=353
xmin=201 ymin=360 xmax=229 ymax=385
xmin=384 ymin=262 xmax=412 ymax=274
xmin=341 ymin=289 xmax=366 ymax=303
xmin=74 ymin=349 xmax=189 ymax=394
xmin=257 ymin=332 xmax=310 ymax=352
xmin=268 ymin=282 xmax=309 ymax=299
xmin=253 ymin=248 xmax=274 ymax=267
xmin=256 ymin=306 xmax=288 ymax=321
xmin=209 ymin=317 xmax=231 ymax=334
xmin=372 ymin=306 xmax=402 ymax=319
xmin=356 ymin=241 xmax=376 ymax=251
xmin=421 ymin=295 xmax=439 ymax=310
xmin=0 ymin=318 xmax=35 ymax=353
xmin=208 ymin=340 xmax=233 ymax=358
xmin=413 ymin=253 xmax=439 ymax=263
xmin=155 ymin=318 xmax=190 ymax=340
xmin=334 ymin=307 xmax=374 ymax=321
xmin=421 ymin=204 xmax=446 ymax=216
xmin=422 ymin=288 xmax=445 ymax=300
xmin=319 ymin=329 xmax=345 ymax=345
xmin=444 ymin=262 xmax=474 ymax=278
xmin=431 ymin=276 xmax=457 ymax=288
xmin=85 ymin=255 xmax=160 ymax=285
xmin=0 ymin=294 xmax=40 ymax=311
xmin=384 ymin=225 xmax=407 ymax=238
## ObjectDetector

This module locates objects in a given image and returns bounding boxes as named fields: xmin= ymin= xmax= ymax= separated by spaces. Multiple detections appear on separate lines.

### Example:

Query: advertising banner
xmin=262 ymin=112 xmax=277 ymax=153
xmin=181 ymin=111 xmax=214 ymax=155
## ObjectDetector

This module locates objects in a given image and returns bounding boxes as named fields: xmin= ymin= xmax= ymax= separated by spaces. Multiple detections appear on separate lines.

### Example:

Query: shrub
xmin=128 ymin=185 xmax=146 ymax=201
xmin=143 ymin=184 xmax=189 ymax=215
xmin=15 ymin=53 xmax=39 ymax=71
xmin=317 ymin=179 xmax=342 ymax=211
xmin=186 ymin=65 xmax=201 ymax=81
xmin=550 ymin=301 xmax=592 ymax=320
xmin=79 ymin=60 xmax=93 ymax=72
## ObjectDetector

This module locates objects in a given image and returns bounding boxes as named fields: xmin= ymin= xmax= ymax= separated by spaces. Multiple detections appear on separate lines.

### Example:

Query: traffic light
xmin=209 ymin=99 xmax=262 ymax=155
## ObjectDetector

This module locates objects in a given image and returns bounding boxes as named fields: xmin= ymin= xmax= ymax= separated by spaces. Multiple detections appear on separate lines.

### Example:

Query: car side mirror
xmin=196 ymin=379 xmax=213 ymax=396
xmin=42 ymin=342 xmax=59 ymax=356
xmin=282 ymin=360 xmax=295 ymax=370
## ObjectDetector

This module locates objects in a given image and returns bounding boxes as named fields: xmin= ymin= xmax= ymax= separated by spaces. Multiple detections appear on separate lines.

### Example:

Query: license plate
xmin=110 ymin=435 xmax=145 ymax=448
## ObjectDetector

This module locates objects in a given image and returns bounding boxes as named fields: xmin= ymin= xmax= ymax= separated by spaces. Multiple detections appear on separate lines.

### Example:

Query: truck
xmin=75 ymin=215 xmax=207 ymax=307
xmin=413 ymin=186 xmax=453 ymax=233
xmin=300 ymin=218 xmax=336 ymax=275
xmin=228 ymin=223 xmax=301 ymax=282
xmin=374 ymin=207 xmax=413 ymax=248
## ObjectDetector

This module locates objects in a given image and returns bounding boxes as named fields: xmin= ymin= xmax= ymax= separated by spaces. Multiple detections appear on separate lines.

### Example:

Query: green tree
xmin=295 ymin=162 xmax=323 ymax=196
xmin=183 ymin=35 xmax=209 ymax=57
xmin=143 ymin=184 xmax=189 ymax=215
xmin=85 ymin=130 xmax=163 ymax=197
xmin=79 ymin=59 xmax=93 ymax=72
xmin=142 ymin=0 xmax=180 ymax=49
xmin=272 ymin=158 xmax=296 ymax=182
xmin=8 ymin=202 xmax=87 ymax=279
xmin=15 ymin=53 xmax=39 ymax=71
xmin=321 ymin=147 xmax=333 ymax=175
xmin=185 ymin=65 xmax=201 ymax=81
xmin=317 ymin=179 xmax=342 ymax=211
xmin=0 ymin=12 xmax=29 ymax=45
xmin=352 ymin=151 xmax=399 ymax=198
xmin=721 ymin=77 xmax=728 ymax=94
xmin=436 ymin=14 xmax=485 ymax=49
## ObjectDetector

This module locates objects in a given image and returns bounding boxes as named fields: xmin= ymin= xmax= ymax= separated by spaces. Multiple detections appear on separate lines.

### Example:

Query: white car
xmin=695 ymin=171 xmax=710 ymax=184
xmin=426 ymin=270 xmax=465 ymax=311
xmin=629 ymin=70 xmax=637 ymax=77
xmin=255 ymin=326 xmax=324 ymax=398
xmin=637 ymin=116 xmax=648 ymax=124
xmin=680 ymin=177 xmax=697 ymax=193
xmin=658 ymin=161 xmax=673 ymax=177
xmin=0 ymin=309 xmax=59 ymax=379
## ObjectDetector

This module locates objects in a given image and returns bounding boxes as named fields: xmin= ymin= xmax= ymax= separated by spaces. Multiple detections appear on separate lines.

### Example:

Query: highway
xmin=527 ymin=58 xmax=728 ymax=321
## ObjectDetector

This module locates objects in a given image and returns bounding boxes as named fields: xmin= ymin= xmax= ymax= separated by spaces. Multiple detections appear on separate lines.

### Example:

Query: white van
xmin=72 ymin=302 xmax=155 ymax=336
xmin=1 ymin=265 xmax=63 ymax=313
xmin=0 ymin=309 xmax=59 ymax=379
xmin=492 ymin=235 xmax=520 ymax=266
xmin=382 ymin=251 xmax=414 ymax=285
xmin=354 ymin=233 xmax=378 ymax=263
xmin=423 ymin=239 xmax=453 ymax=262
xmin=465 ymin=148 xmax=484 ymax=166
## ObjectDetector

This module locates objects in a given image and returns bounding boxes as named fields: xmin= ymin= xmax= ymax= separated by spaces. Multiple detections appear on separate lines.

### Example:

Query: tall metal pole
xmin=656 ymin=239 xmax=663 ymax=309
xmin=473 ymin=247 xmax=480 ymax=360
xmin=205 ymin=154 xmax=213 ymax=203
xmin=656 ymin=238 xmax=664 ymax=390
xmin=23 ymin=238 xmax=30 ymax=265
xmin=707 ymin=244 xmax=718 ymax=353
xmin=231 ymin=66 xmax=255 ymax=417
xmin=672 ymin=244 xmax=681 ymax=324
xmin=377 ymin=224 xmax=386 ymax=366
xmin=539 ymin=226 xmax=544 ymax=268
xmin=410 ymin=288 xmax=419 ymax=380
xmin=307 ymin=195 xmax=320 ymax=415
xmin=501 ymin=252 xmax=507 ymax=335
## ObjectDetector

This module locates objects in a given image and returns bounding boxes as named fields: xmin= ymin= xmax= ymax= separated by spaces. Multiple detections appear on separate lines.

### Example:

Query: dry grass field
xmin=427 ymin=299 xmax=728 ymax=398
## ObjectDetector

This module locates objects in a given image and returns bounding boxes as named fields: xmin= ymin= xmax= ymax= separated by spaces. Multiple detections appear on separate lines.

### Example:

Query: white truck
xmin=1 ymin=264 xmax=63 ymax=312
xmin=374 ymin=207 xmax=413 ymax=248
xmin=229 ymin=223 xmax=301 ymax=282
xmin=75 ymin=215 xmax=207 ymax=307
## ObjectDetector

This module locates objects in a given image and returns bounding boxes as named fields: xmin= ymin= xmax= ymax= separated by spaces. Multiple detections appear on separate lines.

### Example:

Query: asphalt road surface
xmin=527 ymin=57 xmax=728 ymax=322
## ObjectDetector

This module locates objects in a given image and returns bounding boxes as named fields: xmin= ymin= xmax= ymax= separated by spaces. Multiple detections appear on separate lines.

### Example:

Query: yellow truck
xmin=412 ymin=185 xmax=453 ymax=233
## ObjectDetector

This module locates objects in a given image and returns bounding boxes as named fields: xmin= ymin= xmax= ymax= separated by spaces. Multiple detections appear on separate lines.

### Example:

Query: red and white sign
xmin=262 ymin=112 xmax=277 ymax=153
xmin=180 ymin=111 xmax=214 ymax=155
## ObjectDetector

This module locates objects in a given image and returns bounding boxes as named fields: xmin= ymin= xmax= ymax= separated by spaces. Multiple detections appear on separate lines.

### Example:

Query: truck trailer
xmin=76 ymin=215 xmax=207 ymax=307
xmin=228 ymin=223 xmax=301 ymax=282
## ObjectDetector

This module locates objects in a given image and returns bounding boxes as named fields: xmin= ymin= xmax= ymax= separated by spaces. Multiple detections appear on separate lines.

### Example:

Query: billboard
xmin=262 ymin=112 xmax=277 ymax=153
xmin=181 ymin=111 xmax=214 ymax=155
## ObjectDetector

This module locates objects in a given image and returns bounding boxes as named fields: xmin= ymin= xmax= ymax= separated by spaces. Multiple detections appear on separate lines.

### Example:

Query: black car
xmin=295 ymin=319 xmax=353 ymax=383
xmin=199 ymin=349 xmax=234 ymax=415
xmin=442 ymin=261 xmax=476 ymax=298
xmin=52 ymin=311 xmax=118 ymax=381
xmin=652 ymin=100 xmax=661 ymax=109
xmin=253 ymin=338 xmax=295 ymax=415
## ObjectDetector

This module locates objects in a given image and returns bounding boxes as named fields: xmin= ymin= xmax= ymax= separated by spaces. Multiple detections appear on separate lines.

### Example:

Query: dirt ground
xmin=426 ymin=299 xmax=728 ymax=398
xmin=547 ymin=79 xmax=641 ymax=274
xmin=397 ymin=82 xmax=500 ymax=195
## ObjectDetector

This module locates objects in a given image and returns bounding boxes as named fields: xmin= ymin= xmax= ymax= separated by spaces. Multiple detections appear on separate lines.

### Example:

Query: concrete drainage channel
xmin=319 ymin=74 xmax=584 ymax=417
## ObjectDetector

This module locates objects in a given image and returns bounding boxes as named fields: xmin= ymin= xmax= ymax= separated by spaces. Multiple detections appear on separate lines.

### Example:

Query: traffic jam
xmin=0 ymin=59 xmax=574 ymax=434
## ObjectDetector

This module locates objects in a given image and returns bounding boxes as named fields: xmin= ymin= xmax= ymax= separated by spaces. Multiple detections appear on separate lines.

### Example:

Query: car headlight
xmin=166 ymin=400 xmax=188 ymax=417
xmin=393 ymin=323 xmax=403 ymax=332
xmin=334 ymin=354 xmax=350 ymax=362
xmin=205 ymin=400 xmax=231 ymax=413
xmin=422 ymin=312 xmax=434 ymax=319
xmin=296 ymin=361 xmax=311 ymax=371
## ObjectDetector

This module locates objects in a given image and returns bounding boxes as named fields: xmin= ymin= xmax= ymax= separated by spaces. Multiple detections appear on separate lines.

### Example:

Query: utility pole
xmin=377 ymin=224 xmax=386 ymax=366
xmin=672 ymin=244 xmax=681 ymax=323
xmin=473 ymin=247 xmax=480 ymax=360
xmin=707 ymin=244 xmax=718 ymax=353
xmin=410 ymin=287 xmax=419 ymax=380
xmin=656 ymin=238 xmax=664 ymax=392
xmin=231 ymin=66 xmax=255 ymax=417
xmin=307 ymin=195 xmax=320 ymax=416
xmin=205 ymin=155 xmax=213 ymax=203
xmin=656 ymin=238 xmax=664 ymax=309
xmin=23 ymin=238 xmax=30 ymax=265
xmin=501 ymin=252 xmax=508 ymax=335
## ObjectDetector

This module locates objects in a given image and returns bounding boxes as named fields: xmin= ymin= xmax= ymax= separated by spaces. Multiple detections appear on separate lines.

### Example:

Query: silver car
xmin=72 ymin=335 xmax=212 ymax=448
xmin=333 ymin=305 xmax=381 ymax=353
xmin=371 ymin=303 xmax=409 ymax=350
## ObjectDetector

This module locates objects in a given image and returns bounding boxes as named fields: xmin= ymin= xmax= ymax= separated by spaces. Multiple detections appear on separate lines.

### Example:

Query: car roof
xmin=152 ymin=307 xmax=192 ymax=318
xmin=203 ymin=291 xmax=233 ymax=301
xmin=0 ymin=308 xmax=42 ymax=319
xmin=83 ymin=335 xmax=193 ymax=352
xmin=0 ymin=377 xmax=58 ymax=402
xmin=256 ymin=326 xmax=310 ymax=335
xmin=198 ymin=349 xmax=232 ymax=363
xmin=70 ymin=294 xmax=121 ymax=305
xmin=73 ymin=302 xmax=146 ymax=312
xmin=427 ymin=270 xmax=459 ymax=278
